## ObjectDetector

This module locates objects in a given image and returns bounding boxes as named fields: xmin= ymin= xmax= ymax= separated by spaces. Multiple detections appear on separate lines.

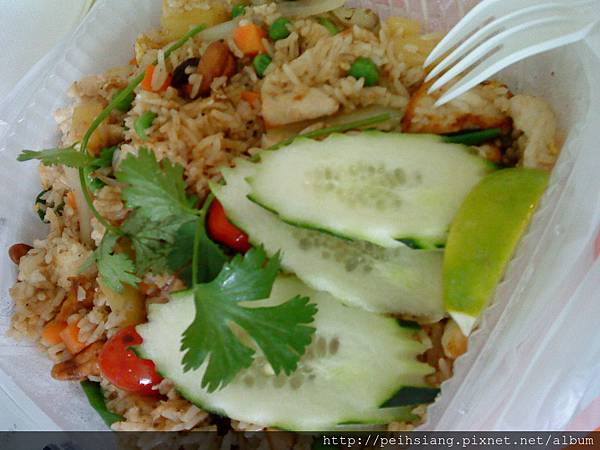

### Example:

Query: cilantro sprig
xmin=80 ymin=148 xmax=198 ymax=288
xmin=79 ymin=148 xmax=208 ymax=292
xmin=16 ymin=22 xmax=319 ymax=391
xmin=116 ymin=149 xmax=317 ymax=389
xmin=84 ymin=147 xmax=318 ymax=388
xmin=181 ymin=247 xmax=317 ymax=392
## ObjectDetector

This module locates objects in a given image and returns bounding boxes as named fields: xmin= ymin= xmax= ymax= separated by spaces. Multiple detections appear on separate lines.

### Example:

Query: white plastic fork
xmin=424 ymin=0 xmax=600 ymax=106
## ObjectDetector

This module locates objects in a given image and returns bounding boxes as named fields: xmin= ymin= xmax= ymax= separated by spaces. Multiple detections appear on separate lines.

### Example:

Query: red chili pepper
xmin=207 ymin=199 xmax=251 ymax=253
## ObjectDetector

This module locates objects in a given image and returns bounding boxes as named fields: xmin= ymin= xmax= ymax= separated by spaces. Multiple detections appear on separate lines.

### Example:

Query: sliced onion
xmin=199 ymin=18 xmax=240 ymax=42
xmin=278 ymin=0 xmax=347 ymax=17
xmin=64 ymin=167 xmax=93 ymax=245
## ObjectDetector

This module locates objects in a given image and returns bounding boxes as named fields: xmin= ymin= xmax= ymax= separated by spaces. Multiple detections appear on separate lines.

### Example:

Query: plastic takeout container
xmin=0 ymin=0 xmax=599 ymax=431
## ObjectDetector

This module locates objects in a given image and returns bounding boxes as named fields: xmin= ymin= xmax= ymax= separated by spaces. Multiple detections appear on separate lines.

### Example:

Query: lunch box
xmin=0 ymin=0 xmax=598 ymax=431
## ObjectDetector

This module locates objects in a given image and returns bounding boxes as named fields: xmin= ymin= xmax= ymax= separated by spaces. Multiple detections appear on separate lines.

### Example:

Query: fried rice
xmin=7 ymin=0 xmax=560 ymax=433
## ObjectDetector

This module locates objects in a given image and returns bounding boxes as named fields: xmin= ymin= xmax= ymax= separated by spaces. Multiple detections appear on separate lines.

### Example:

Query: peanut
xmin=197 ymin=40 xmax=236 ymax=97
xmin=8 ymin=243 xmax=32 ymax=265
xmin=51 ymin=341 xmax=104 ymax=381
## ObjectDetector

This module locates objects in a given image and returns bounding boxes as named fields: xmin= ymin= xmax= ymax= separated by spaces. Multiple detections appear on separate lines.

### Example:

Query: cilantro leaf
xmin=17 ymin=147 xmax=94 ymax=168
xmin=167 ymin=199 xmax=229 ymax=285
xmin=209 ymin=248 xmax=281 ymax=301
xmin=166 ymin=220 xmax=197 ymax=277
xmin=84 ymin=233 xmax=140 ymax=293
xmin=116 ymin=148 xmax=203 ymax=276
xmin=122 ymin=210 xmax=193 ymax=275
xmin=195 ymin=224 xmax=230 ymax=284
xmin=181 ymin=247 xmax=317 ymax=392
xmin=116 ymin=148 xmax=195 ymax=221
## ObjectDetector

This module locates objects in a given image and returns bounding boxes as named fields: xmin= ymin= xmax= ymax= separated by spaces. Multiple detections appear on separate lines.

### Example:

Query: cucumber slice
xmin=136 ymin=276 xmax=434 ymax=430
xmin=212 ymin=160 xmax=445 ymax=318
xmin=247 ymin=132 xmax=495 ymax=249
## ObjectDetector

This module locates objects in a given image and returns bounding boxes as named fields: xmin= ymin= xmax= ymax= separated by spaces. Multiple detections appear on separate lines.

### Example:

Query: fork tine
xmin=427 ymin=13 xmax=592 ymax=96
xmin=424 ymin=0 xmax=596 ymax=67
xmin=427 ymin=16 xmax=563 ymax=95
xmin=426 ymin=0 xmax=532 ymax=67
xmin=434 ymin=19 xmax=596 ymax=107
xmin=424 ymin=3 xmax=585 ymax=82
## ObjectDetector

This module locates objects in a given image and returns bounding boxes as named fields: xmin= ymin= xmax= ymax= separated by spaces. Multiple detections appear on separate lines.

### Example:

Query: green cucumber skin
xmin=247 ymin=132 xmax=495 ymax=249
xmin=397 ymin=319 xmax=421 ymax=330
xmin=248 ymin=194 xmax=444 ymax=250
xmin=139 ymin=360 xmax=420 ymax=430
xmin=247 ymin=200 xmax=446 ymax=251
xmin=246 ymin=193 xmax=357 ymax=243
xmin=210 ymin=164 xmax=446 ymax=318
xmin=380 ymin=386 xmax=440 ymax=408
xmin=136 ymin=276 xmax=434 ymax=431
xmin=397 ymin=238 xmax=446 ymax=250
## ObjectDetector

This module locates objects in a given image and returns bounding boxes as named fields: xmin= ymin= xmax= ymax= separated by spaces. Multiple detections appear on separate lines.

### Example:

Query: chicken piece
xmin=51 ymin=341 xmax=104 ymax=381
xmin=505 ymin=95 xmax=559 ymax=170
xmin=261 ymin=87 xmax=339 ymax=127
xmin=402 ymin=80 xmax=512 ymax=134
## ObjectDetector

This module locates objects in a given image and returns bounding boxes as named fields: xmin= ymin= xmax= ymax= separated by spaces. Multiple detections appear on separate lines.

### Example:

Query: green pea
xmin=231 ymin=3 xmax=246 ymax=18
xmin=134 ymin=111 xmax=158 ymax=140
xmin=317 ymin=17 xmax=340 ymax=35
xmin=268 ymin=17 xmax=291 ymax=41
xmin=113 ymin=89 xmax=135 ymax=112
xmin=253 ymin=54 xmax=272 ymax=78
xmin=348 ymin=56 xmax=379 ymax=87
